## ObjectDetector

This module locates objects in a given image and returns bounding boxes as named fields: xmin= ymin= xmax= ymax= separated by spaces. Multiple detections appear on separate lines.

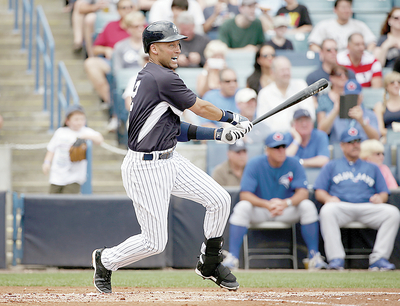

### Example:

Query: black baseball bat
xmin=225 ymin=78 xmax=329 ymax=141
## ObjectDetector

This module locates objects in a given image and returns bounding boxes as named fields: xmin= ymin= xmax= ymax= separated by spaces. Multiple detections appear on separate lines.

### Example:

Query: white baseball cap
xmin=273 ymin=15 xmax=289 ymax=28
xmin=235 ymin=88 xmax=257 ymax=104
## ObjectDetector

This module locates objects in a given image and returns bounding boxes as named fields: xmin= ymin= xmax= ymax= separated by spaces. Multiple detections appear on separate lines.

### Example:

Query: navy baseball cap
xmin=340 ymin=127 xmax=362 ymax=143
xmin=265 ymin=132 xmax=289 ymax=148
xmin=344 ymin=79 xmax=362 ymax=95
xmin=229 ymin=139 xmax=247 ymax=152
xmin=293 ymin=108 xmax=311 ymax=120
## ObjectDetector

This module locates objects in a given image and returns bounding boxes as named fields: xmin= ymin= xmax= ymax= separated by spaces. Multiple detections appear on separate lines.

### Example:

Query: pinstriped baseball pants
xmin=101 ymin=149 xmax=231 ymax=271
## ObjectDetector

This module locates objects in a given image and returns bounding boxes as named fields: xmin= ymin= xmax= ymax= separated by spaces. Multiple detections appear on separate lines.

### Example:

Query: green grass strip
xmin=0 ymin=270 xmax=399 ymax=288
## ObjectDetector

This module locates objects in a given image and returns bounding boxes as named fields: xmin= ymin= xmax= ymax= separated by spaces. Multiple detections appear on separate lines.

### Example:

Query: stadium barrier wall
xmin=13 ymin=189 xmax=400 ymax=269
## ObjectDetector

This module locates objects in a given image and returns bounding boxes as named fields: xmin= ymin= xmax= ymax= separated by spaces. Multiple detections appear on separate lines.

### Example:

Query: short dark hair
xmin=334 ymin=0 xmax=352 ymax=8
xmin=171 ymin=0 xmax=188 ymax=10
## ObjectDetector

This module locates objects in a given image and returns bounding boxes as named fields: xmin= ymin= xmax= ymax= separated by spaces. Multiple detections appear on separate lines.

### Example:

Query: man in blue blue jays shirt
xmin=222 ymin=131 xmax=327 ymax=270
xmin=314 ymin=126 xmax=400 ymax=270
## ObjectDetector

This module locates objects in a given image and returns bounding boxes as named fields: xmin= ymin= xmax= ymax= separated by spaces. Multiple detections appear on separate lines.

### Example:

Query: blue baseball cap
xmin=293 ymin=108 xmax=311 ymax=120
xmin=344 ymin=79 xmax=362 ymax=95
xmin=340 ymin=127 xmax=362 ymax=143
xmin=265 ymin=132 xmax=289 ymax=148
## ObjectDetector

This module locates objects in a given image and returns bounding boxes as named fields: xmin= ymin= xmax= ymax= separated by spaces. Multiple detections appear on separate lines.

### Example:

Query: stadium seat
xmin=353 ymin=13 xmax=388 ymax=38
xmin=352 ymin=0 xmax=392 ymax=13
xmin=275 ymin=50 xmax=321 ymax=66
xmin=175 ymin=68 xmax=202 ymax=95
xmin=297 ymin=0 xmax=335 ymax=14
xmin=361 ymin=87 xmax=384 ymax=110
xmin=388 ymin=129 xmax=400 ymax=146
xmin=382 ymin=67 xmax=392 ymax=77
xmin=309 ymin=13 xmax=336 ymax=25
xmin=291 ymin=66 xmax=318 ymax=80
xmin=225 ymin=51 xmax=255 ymax=89
xmin=305 ymin=168 xmax=321 ymax=187
xmin=341 ymin=222 xmax=371 ymax=261
xmin=243 ymin=221 xmax=298 ymax=269
xmin=94 ymin=12 xmax=120 ymax=36
xmin=288 ymin=33 xmax=310 ymax=52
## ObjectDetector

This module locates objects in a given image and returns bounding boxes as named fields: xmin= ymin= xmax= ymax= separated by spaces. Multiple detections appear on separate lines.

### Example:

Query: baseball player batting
xmin=91 ymin=20 xmax=253 ymax=293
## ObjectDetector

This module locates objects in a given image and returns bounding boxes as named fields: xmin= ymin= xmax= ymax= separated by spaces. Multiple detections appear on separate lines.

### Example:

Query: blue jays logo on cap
xmin=265 ymin=131 xmax=289 ymax=147
xmin=273 ymin=132 xmax=284 ymax=141
xmin=348 ymin=127 xmax=358 ymax=137
xmin=340 ymin=126 xmax=362 ymax=143
xmin=344 ymin=79 xmax=362 ymax=95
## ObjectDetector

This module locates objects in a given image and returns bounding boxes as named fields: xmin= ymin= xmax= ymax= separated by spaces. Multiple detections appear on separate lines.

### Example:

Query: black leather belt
xmin=142 ymin=151 xmax=173 ymax=161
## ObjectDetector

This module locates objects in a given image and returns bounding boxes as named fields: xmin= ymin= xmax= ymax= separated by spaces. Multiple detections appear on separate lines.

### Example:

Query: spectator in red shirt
xmin=84 ymin=0 xmax=135 ymax=131
xmin=336 ymin=33 xmax=383 ymax=88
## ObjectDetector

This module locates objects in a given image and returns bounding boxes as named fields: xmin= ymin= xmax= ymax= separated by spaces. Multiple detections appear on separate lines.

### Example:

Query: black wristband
xmin=187 ymin=124 xmax=197 ymax=140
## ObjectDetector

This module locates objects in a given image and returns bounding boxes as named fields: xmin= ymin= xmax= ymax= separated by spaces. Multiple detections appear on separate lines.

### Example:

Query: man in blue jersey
xmin=315 ymin=127 xmax=400 ymax=270
xmin=91 ymin=20 xmax=253 ymax=293
xmin=222 ymin=131 xmax=327 ymax=270
xmin=285 ymin=108 xmax=330 ymax=168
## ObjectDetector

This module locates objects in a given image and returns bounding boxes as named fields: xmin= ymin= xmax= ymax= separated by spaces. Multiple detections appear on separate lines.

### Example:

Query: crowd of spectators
xmin=61 ymin=0 xmax=400 ymax=269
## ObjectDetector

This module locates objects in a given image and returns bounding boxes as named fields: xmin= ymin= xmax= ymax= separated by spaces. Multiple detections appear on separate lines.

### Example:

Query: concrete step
xmin=1 ymin=0 xmax=130 ymax=195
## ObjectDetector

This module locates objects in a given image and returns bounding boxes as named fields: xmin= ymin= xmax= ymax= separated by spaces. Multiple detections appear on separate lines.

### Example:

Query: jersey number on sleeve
xmin=130 ymin=80 xmax=141 ymax=111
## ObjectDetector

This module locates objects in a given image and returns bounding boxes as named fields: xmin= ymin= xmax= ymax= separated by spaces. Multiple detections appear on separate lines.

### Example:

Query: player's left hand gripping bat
xmin=225 ymin=78 xmax=329 ymax=141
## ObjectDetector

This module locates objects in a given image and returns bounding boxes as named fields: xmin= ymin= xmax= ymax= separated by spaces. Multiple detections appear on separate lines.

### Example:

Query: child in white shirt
xmin=42 ymin=104 xmax=104 ymax=194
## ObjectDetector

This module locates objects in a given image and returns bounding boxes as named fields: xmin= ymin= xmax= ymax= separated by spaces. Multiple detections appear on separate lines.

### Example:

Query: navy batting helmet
xmin=142 ymin=20 xmax=187 ymax=53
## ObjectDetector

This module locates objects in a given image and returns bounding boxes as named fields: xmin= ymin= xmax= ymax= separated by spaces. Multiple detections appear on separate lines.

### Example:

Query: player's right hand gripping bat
xmin=225 ymin=78 xmax=329 ymax=141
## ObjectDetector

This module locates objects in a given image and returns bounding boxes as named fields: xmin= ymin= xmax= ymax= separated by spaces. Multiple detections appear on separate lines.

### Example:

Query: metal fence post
xmin=81 ymin=141 xmax=93 ymax=195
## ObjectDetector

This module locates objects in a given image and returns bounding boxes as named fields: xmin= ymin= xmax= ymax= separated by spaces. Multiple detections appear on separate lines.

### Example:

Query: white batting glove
xmin=215 ymin=126 xmax=245 ymax=144
xmin=223 ymin=111 xmax=253 ymax=133
xmin=237 ymin=120 xmax=253 ymax=134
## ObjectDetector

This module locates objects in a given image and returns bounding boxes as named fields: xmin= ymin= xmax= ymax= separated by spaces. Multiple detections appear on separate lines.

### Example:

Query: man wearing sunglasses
xmin=222 ymin=131 xmax=327 ymax=270
xmin=315 ymin=127 xmax=400 ymax=271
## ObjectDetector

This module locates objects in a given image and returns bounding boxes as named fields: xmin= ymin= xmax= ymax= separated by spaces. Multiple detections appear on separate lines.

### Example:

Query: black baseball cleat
xmin=195 ymin=255 xmax=239 ymax=291
xmin=92 ymin=248 xmax=112 ymax=293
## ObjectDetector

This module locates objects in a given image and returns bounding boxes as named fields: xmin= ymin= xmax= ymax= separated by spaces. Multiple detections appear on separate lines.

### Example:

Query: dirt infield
xmin=1 ymin=287 xmax=399 ymax=305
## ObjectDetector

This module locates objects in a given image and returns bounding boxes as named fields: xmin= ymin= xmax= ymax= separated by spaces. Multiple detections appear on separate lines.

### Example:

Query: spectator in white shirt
xmin=308 ymin=0 xmax=376 ymax=53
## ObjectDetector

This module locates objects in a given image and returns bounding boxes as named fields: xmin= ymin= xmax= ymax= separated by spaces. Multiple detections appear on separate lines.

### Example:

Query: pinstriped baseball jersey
xmin=100 ymin=61 xmax=232 ymax=273
xmin=128 ymin=62 xmax=197 ymax=152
